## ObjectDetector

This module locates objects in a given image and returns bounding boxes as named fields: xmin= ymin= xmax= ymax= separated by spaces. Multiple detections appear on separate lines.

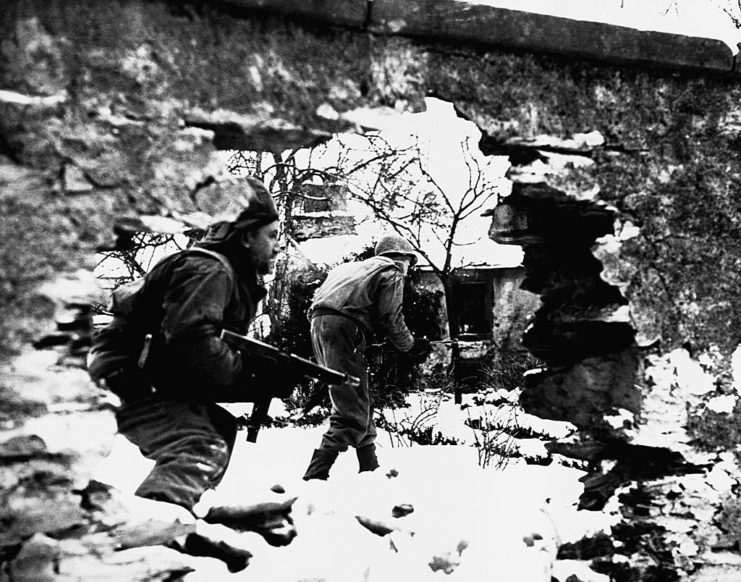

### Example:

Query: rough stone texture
xmin=0 ymin=0 xmax=429 ymax=354
xmin=369 ymin=0 xmax=735 ymax=73
xmin=490 ymin=267 xmax=540 ymax=359
xmin=221 ymin=0 xmax=739 ymax=74
xmin=0 ymin=1 xmax=424 ymax=577
xmin=440 ymin=53 xmax=741 ymax=356
xmin=521 ymin=350 xmax=641 ymax=430
xmin=222 ymin=0 xmax=368 ymax=28
xmin=4 ymin=0 xmax=741 ymax=579
xmin=488 ymin=125 xmax=741 ymax=578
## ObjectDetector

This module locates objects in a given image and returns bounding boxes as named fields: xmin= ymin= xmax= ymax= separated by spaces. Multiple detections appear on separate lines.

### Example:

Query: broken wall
xmin=480 ymin=61 xmax=741 ymax=580
xmin=3 ymin=0 xmax=741 ymax=579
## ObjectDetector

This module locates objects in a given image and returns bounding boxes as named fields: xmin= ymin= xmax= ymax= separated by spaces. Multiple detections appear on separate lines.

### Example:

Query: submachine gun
xmin=220 ymin=329 xmax=359 ymax=443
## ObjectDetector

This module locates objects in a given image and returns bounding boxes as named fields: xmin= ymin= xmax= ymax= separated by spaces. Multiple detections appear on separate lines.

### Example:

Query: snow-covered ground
xmin=94 ymin=394 xmax=620 ymax=581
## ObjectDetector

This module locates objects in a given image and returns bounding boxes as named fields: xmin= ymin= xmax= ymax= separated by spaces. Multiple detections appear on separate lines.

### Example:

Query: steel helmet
xmin=374 ymin=234 xmax=418 ymax=266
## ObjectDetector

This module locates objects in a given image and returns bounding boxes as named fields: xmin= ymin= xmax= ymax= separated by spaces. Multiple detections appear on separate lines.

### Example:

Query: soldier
xmin=302 ymin=234 xmax=432 ymax=481
xmin=88 ymin=178 xmax=300 ymax=567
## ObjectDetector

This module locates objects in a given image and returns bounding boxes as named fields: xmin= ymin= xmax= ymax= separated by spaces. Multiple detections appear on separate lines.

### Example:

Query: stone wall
xmin=484 ymin=89 xmax=741 ymax=576
xmin=3 ymin=0 xmax=741 ymax=579
xmin=1 ymin=1 xmax=425 ymax=578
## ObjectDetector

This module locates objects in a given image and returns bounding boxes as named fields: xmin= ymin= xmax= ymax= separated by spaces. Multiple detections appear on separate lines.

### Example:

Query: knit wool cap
xmin=203 ymin=177 xmax=279 ymax=242
xmin=232 ymin=177 xmax=280 ymax=231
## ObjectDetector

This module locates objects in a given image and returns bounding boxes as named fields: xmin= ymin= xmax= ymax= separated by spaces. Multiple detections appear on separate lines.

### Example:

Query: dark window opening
xmin=455 ymin=281 xmax=492 ymax=338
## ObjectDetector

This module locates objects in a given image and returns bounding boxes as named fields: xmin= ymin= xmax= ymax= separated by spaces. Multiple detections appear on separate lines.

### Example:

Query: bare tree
xmin=227 ymin=127 xmax=502 ymax=344
xmin=340 ymin=133 xmax=501 ymax=341
xmin=719 ymin=0 xmax=741 ymax=28
xmin=658 ymin=0 xmax=741 ymax=27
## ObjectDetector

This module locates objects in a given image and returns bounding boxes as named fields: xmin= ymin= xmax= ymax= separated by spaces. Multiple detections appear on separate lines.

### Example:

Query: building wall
xmin=490 ymin=267 xmax=541 ymax=359
xmin=416 ymin=267 xmax=539 ymax=370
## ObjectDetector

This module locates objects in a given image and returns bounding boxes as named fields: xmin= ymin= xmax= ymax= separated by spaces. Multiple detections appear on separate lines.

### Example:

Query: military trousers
xmin=115 ymin=395 xmax=237 ymax=510
xmin=311 ymin=314 xmax=375 ymax=452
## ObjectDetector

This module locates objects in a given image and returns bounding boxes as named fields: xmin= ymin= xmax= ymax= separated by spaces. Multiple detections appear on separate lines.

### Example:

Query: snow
xmin=212 ymin=431 xmax=569 ymax=581
xmin=92 ymin=390 xmax=621 ymax=580
xmin=705 ymin=457 xmax=738 ymax=493
xmin=292 ymin=226 xmax=524 ymax=270
xmin=706 ymin=394 xmax=738 ymax=414
xmin=293 ymin=234 xmax=372 ymax=267
xmin=437 ymin=239 xmax=524 ymax=270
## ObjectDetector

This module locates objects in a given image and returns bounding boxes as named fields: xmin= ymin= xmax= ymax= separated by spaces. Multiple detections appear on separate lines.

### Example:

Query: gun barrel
xmin=220 ymin=329 xmax=359 ymax=387
xmin=220 ymin=329 xmax=361 ymax=442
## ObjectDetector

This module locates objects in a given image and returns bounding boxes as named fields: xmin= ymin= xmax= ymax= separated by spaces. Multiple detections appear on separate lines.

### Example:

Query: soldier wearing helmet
xmin=88 ymin=177 xmax=299 ymax=563
xmin=302 ymin=234 xmax=432 ymax=481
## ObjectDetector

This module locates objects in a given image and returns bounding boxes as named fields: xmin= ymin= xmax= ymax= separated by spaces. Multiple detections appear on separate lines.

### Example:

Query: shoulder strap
xmin=101 ymin=248 xmax=238 ymax=342
xmin=182 ymin=247 xmax=236 ymax=293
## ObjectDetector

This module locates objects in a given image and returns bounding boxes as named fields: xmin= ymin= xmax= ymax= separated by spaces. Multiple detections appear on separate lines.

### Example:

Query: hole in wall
xmin=93 ymin=97 xmax=532 ymax=381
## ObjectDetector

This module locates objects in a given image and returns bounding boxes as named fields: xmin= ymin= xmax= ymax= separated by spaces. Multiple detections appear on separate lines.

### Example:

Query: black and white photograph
xmin=3 ymin=1 xmax=741 ymax=580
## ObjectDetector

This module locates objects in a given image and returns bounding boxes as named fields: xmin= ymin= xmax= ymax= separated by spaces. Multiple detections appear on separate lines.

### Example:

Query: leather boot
xmin=203 ymin=497 xmax=298 ymax=547
xmin=302 ymin=448 xmax=338 ymax=481
xmin=356 ymin=444 xmax=379 ymax=473
xmin=170 ymin=532 xmax=252 ymax=573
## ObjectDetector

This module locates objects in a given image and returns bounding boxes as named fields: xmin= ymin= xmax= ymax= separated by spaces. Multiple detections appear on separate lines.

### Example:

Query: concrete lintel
xmin=369 ymin=1 xmax=735 ymax=73
xmin=218 ymin=0 xmax=368 ymax=28
xmin=376 ymin=1 xmax=736 ymax=72
xmin=223 ymin=0 xmax=736 ymax=74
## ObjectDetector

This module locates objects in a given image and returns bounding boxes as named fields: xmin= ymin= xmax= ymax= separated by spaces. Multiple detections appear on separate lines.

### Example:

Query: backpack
xmin=107 ymin=248 xmax=234 ymax=321
xmin=87 ymin=247 xmax=235 ymax=382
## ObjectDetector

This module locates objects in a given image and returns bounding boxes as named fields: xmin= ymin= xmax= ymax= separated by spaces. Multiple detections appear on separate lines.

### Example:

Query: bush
xmin=480 ymin=351 xmax=543 ymax=392
xmin=375 ymin=389 xmax=461 ymax=447
xmin=368 ymin=280 xmax=445 ymax=409
xmin=266 ymin=266 xmax=327 ymax=417
xmin=266 ymin=266 xmax=326 ymax=357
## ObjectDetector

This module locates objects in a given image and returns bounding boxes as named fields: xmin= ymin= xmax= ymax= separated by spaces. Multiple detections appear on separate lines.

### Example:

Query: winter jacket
xmin=88 ymin=246 xmax=266 ymax=399
xmin=308 ymin=256 xmax=414 ymax=351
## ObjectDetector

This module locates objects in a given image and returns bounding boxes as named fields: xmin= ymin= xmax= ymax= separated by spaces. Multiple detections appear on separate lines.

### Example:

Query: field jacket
xmin=308 ymin=256 xmax=414 ymax=351
xmin=88 ymin=246 xmax=266 ymax=398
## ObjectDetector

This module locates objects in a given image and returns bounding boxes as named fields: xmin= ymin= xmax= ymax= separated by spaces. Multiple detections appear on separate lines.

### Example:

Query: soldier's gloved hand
xmin=406 ymin=337 xmax=432 ymax=363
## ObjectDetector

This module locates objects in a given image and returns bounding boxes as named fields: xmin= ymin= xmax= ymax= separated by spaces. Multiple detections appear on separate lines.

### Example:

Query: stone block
xmin=370 ymin=0 xmax=734 ymax=73
xmin=219 ymin=0 xmax=367 ymax=27
xmin=8 ymin=534 xmax=210 ymax=582
xmin=0 ymin=461 xmax=87 ymax=546
xmin=1 ymin=16 xmax=69 ymax=95
xmin=521 ymin=349 xmax=641 ymax=428
xmin=488 ymin=188 xmax=616 ymax=250
xmin=184 ymin=109 xmax=335 ymax=153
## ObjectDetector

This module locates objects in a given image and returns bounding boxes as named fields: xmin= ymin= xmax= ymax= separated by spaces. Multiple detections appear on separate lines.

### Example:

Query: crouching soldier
xmin=302 ymin=234 xmax=432 ymax=481
xmin=88 ymin=177 xmax=300 ymax=568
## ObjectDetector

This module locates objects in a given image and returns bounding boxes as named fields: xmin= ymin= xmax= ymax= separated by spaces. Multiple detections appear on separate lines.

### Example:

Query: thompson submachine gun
xmin=220 ymin=329 xmax=360 ymax=442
